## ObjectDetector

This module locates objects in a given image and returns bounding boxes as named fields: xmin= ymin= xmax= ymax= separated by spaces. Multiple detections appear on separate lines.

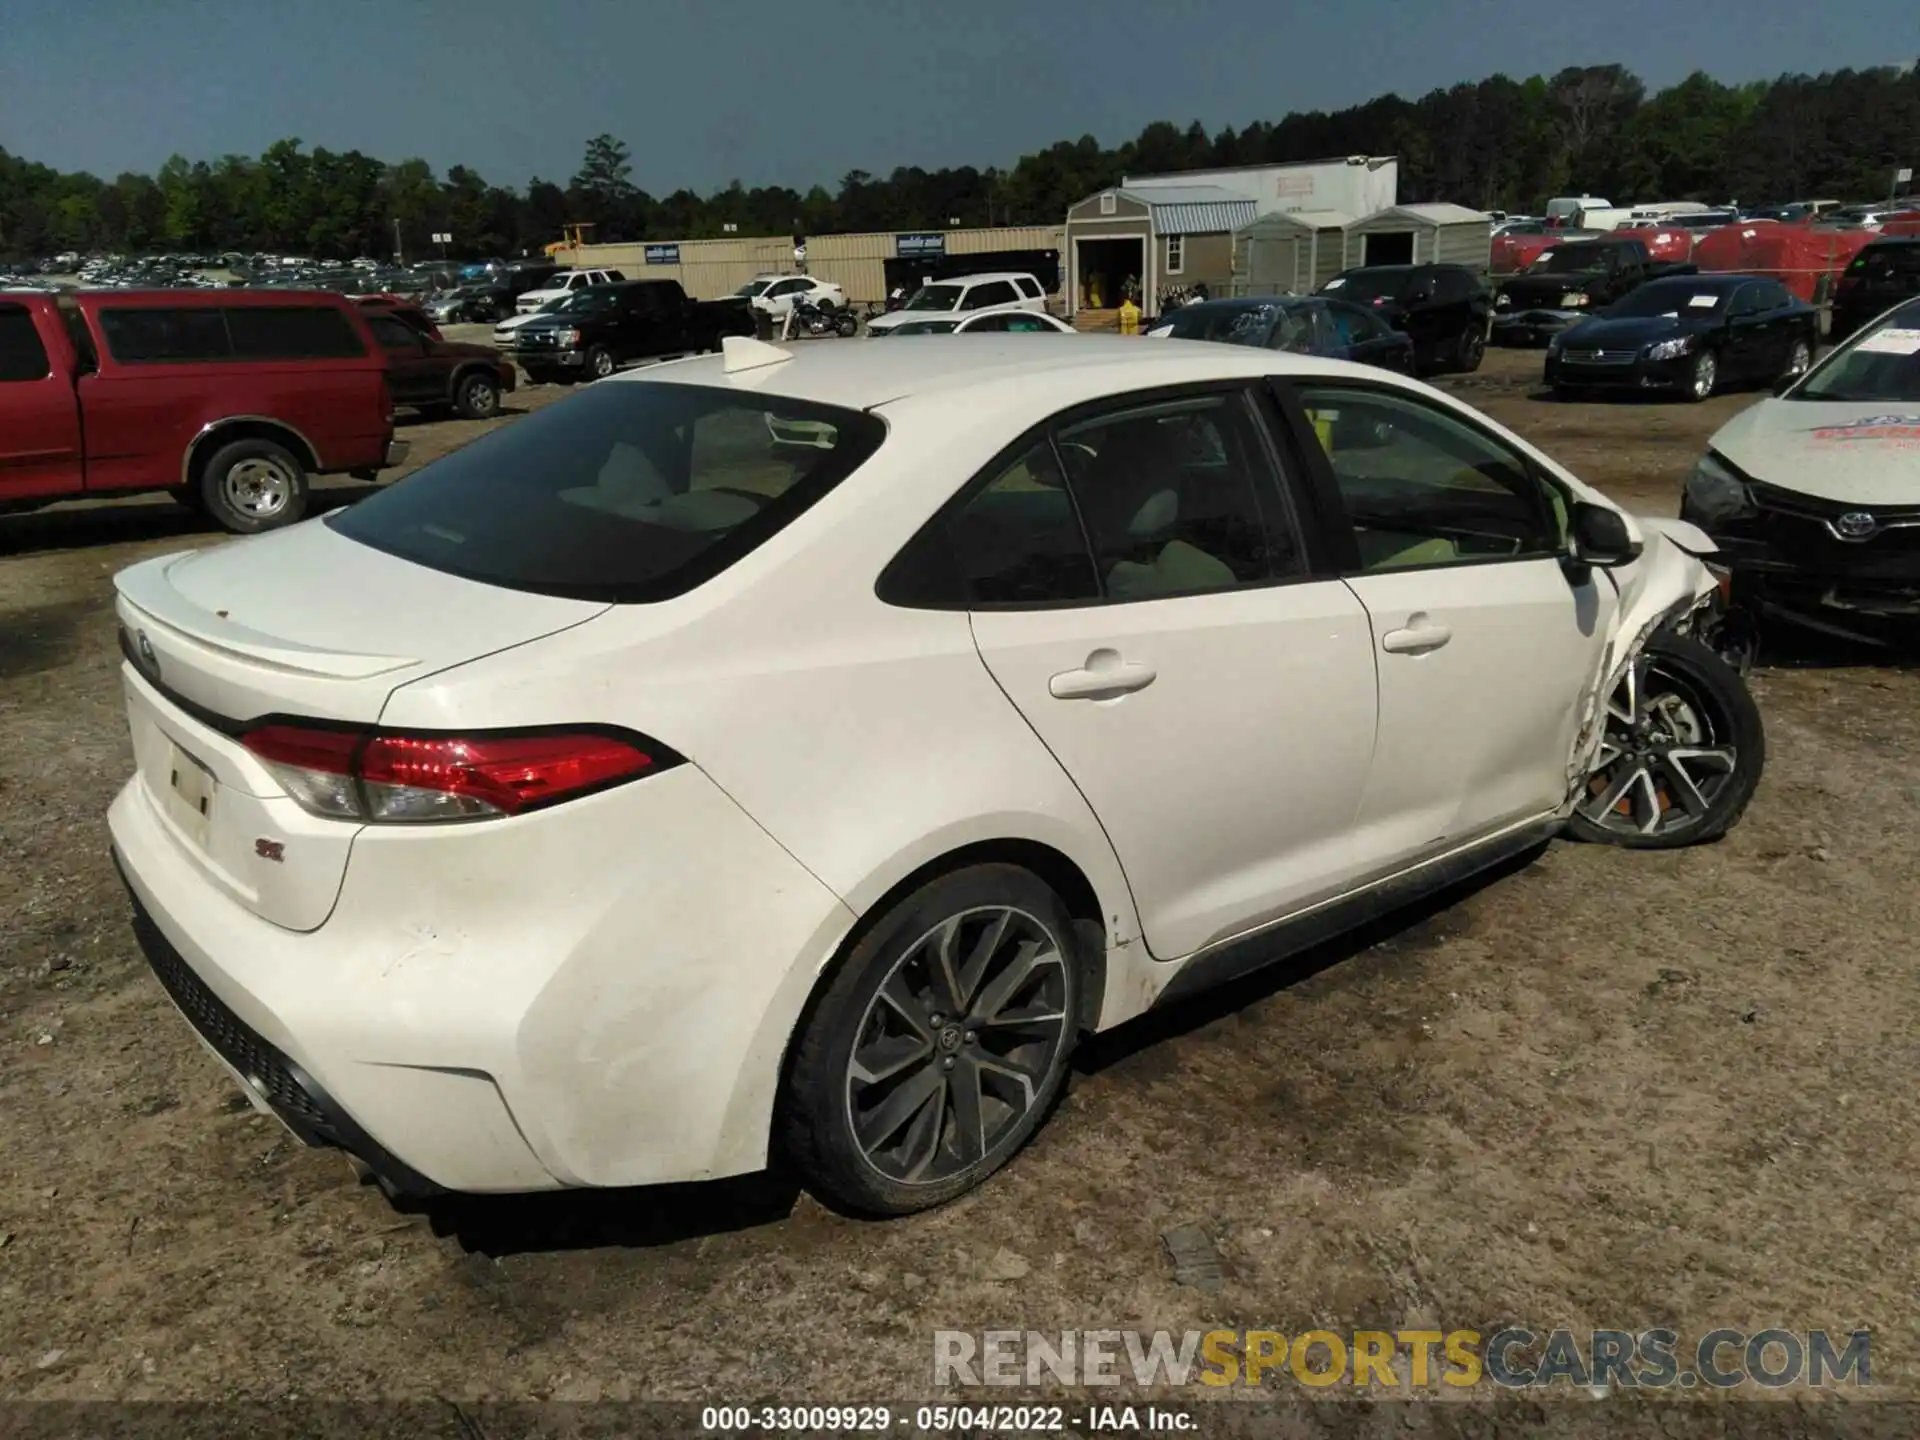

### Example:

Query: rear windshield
xmin=1322 ymin=271 xmax=1408 ymax=304
xmin=1847 ymin=246 xmax=1920 ymax=280
xmin=329 ymin=382 xmax=887 ymax=602
xmin=1530 ymin=247 xmax=1609 ymax=273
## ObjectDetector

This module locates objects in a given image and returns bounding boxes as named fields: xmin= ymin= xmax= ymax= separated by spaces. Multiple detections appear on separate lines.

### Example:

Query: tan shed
xmin=1229 ymin=209 xmax=1354 ymax=296
xmin=1344 ymin=203 xmax=1493 ymax=272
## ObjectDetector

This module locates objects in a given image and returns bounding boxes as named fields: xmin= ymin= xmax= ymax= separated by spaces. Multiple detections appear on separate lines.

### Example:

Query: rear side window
xmin=330 ymin=382 xmax=886 ymax=602
xmin=1015 ymin=277 xmax=1043 ymax=299
xmin=227 ymin=306 xmax=365 ymax=359
xmin=96 ymin=305 xmax=363 ymax=363
xmin=0 ymin=305 xmax=50 ymax=381
xmin=98 ymin=307 xmax=232 ymax=363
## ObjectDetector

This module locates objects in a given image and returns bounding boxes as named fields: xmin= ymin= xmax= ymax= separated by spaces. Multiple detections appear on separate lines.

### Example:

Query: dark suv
xmin=1317 ymin=263 xmax=1490 ymax=374
xmin=1830 ymin=238 xmax=1920 ymax=343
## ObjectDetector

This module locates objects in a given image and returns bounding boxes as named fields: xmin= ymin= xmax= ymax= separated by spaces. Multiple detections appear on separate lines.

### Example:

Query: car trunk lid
xmin=114 ymin=520 xmax=607 ymax=930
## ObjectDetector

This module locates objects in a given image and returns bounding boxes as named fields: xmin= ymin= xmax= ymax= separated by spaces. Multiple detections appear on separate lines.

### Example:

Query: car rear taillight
xmin=242 ymin=723 xmax=678 ymax=823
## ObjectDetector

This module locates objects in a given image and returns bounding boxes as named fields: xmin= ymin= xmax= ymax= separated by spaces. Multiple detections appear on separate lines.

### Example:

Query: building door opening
xmin=1364 ymin=230 xmax=1416 ymax=266
xmin=1076 ymin=237 xmax=1145 ymax=311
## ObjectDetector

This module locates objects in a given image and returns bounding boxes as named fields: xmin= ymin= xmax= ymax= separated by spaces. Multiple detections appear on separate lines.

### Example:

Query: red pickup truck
xmin=0 ymin=288 xmax=406 ymax=533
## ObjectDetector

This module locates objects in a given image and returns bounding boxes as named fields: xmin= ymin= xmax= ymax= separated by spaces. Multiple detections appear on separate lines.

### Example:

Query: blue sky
xmin=1 ymin=0 xmax=1913 ymax=190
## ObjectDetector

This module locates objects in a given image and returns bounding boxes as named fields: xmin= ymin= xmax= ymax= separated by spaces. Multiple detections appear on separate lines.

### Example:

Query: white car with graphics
xmin=109 ymin=335 xmax=1762 ymax=1215
xmin=1681 ymin=295 xmax=1920 ymax=651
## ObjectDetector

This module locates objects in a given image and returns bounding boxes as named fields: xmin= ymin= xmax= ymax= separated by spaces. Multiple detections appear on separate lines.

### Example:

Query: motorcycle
xmin=790 ymin=296 xmax=859 ymax=338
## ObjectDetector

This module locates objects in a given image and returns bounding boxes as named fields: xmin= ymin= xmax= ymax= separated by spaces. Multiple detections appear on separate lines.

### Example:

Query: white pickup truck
xmin=493 ymin=268 xmax=625 ymax=345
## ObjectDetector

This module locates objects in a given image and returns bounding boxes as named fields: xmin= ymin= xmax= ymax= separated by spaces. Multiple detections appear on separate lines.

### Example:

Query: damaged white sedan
xmin=109 ymin=335 xmax=1762 ymax=1216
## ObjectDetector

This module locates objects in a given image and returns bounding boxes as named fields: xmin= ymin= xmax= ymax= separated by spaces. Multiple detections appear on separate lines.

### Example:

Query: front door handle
xmin=1381 ymin=619 xmax=1452 ymax=654
xmin=1049 ymin=649 xmax=1157 ymax=700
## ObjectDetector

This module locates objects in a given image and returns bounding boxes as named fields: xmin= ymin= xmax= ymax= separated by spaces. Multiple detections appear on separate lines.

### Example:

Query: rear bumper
xmin=384 ymin=439 xmax=410 ymax=467
xmin=107 ymin=760 xmax=857 ymax=1195
xmin=116 ymin=855 xmax=443 ymax=1198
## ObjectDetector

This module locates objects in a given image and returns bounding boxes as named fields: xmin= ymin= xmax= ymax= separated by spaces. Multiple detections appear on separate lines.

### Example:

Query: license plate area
xmin=164 ymin=740 xmax=216 ymax=849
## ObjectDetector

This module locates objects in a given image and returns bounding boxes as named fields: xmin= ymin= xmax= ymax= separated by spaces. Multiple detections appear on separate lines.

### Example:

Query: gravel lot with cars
xmin=1 ymin=347 xmax=1915 ymax=1405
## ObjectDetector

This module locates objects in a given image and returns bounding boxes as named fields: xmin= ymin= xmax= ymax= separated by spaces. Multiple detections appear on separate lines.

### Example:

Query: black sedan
xmin=1146 ymin=296 xmax=1414 ymax=372
xmin=1545 ymin=275 xmax=1818 ymax=402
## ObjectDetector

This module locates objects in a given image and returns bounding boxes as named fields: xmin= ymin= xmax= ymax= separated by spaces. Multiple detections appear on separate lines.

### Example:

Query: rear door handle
xmin=1381 ymin=620 xmax=1452 ymax=654
xmin=1049 ymin=649 xmax=1157 ymax=700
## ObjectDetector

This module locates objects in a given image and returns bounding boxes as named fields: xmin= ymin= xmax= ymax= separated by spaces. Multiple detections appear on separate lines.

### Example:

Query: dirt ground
xmin=2 ymin=346 xmax=1917 ymax=1416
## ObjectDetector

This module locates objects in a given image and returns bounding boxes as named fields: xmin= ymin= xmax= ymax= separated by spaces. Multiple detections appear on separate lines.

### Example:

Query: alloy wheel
xmin=591 ymin=349 xmax=614 ymax=378
xmin=1578 ymin=655 xmax=1738 ymax=839
xmin=1785 ymin=340 xmax=1811 ymax=378
xmin=1690 ymin=351 xmax=1718 ymax=399
xmin=222 ymin=457 xmax=294 ymax=518
xmin=844 ymin=906 xmax=1071 ymax=1187
xmin=462 ymin=376 xmax=498 ymax=415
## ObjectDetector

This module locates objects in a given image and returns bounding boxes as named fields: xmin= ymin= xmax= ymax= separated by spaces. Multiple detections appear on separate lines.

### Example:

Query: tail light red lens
xmin=242 ymin=723 xmax=677 ymax=823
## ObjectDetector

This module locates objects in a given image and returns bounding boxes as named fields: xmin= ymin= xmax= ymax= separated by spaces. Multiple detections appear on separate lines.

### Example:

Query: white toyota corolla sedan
xmin=109 ymin=335 xmax=1763 ymax=1215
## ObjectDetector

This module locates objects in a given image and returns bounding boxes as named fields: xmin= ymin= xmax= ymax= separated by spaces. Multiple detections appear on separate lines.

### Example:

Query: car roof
xmin=624 ymin=334 xmax=1374 ymax=412
xmin=929 ymin=272 xmax=1037 ymax=285
xmin=1637 ymin=273 xmax=1752 ymax=292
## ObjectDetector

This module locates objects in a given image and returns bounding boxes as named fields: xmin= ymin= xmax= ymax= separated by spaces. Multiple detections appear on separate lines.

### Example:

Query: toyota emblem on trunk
xmin=135 ymin=629 xmax=159 ymax=676
xmin=1833 ymin=511 xmax=1878 ymax=541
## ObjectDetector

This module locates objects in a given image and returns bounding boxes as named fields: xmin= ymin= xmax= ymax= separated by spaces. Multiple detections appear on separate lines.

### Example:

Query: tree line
xmin=2 ymin=62 xmax=1914 ymax=261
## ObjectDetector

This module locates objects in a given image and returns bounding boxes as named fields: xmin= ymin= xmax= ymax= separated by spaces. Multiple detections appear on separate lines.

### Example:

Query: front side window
xmin=0 ymin=305 xmax=50 ymax=381
xmin=906 ymin=284 xmax=963 ymax=313
xmin=367 ymin=315 xmax=424 ymax=350
xmin=964 ymin=281 xmax=1020 ymax=310
xmin=1297 ymin=385 xmax=1560 ymax=572
xmin=1016 ymin=277 xmax=1043 ymax=299
xmin=330 ymin=383 xmax=885 ymax=602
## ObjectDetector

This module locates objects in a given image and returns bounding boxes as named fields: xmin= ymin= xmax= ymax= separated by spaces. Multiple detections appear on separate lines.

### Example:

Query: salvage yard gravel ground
xmin=0 ymin=350 xmax=1915 ymax=1402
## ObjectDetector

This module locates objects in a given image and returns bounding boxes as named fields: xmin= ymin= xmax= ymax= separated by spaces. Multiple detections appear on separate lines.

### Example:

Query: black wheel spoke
xmin=855 ymin=1064 xmax=943 ymax=1153
xmin=878 ymin=972 xmax=934 ymax=1041
xmin=970 ymin=940 xmax=1059 ymax=1026
xmin=947 ymin=1056 xmax=987 ymax=1166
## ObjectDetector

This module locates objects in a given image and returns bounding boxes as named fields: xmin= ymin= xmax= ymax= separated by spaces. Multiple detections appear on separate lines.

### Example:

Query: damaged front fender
xmin=1563 ymin=520 xmax=1724 ymax=806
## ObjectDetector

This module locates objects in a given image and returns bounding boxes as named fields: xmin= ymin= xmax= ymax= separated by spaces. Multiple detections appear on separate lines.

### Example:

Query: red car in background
xmin=0 ymin=288 xmax=404 ymax=533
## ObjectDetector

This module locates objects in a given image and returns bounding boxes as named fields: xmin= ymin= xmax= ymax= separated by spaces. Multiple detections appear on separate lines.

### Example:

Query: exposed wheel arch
xmin=183 ymin=418 xmax=320 ymax=489
xmin=784 ymin=839 xmax=1114 ymax=1091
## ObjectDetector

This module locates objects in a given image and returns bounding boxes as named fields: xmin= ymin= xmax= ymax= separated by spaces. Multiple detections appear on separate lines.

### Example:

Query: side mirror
xmin=1568 ymin=501 xmax=1642 ymax=567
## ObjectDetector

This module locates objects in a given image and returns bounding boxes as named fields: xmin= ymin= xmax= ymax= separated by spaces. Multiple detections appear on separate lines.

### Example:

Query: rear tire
xmin=453 ymin=369 xmax=501 ymax=419
xmin=780 ymin=865 xmax=1083 ymax=1216
xmin=198 ymin=437 xmax=309 ymax=534
xmin=1454 ymin=324 xmax=1486 ymax=373
xmin=1566 ymin=631 xmax=1764 ymax=849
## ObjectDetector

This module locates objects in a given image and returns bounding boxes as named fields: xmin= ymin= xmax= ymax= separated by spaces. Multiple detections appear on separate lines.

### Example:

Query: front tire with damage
xmin=780 ymin=865 xmax=1082 ymax=1216
xmin=1567 ymin=630 xmax=1764 ymax=849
